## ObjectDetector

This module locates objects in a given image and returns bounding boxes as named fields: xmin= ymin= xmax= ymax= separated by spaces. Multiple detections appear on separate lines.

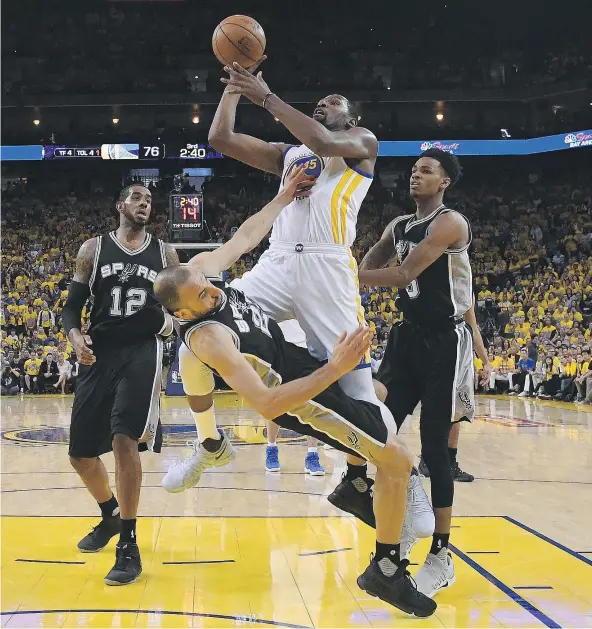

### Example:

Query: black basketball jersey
xmin=177 ymin=283 xmax=300 ymax=387
xmin=88 ymin=231 xmax=168 ymax=338
xmin=392 ymin=206 xmax=473 ymax=326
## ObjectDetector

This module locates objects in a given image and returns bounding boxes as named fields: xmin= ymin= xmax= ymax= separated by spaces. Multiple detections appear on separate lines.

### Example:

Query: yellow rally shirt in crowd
xmin=24 ymin=358 xmax=42 ymax=376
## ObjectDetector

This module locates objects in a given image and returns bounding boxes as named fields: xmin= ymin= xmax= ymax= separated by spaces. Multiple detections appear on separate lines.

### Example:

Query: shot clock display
xmin=169 ymin=193 xmax=203 ymax=241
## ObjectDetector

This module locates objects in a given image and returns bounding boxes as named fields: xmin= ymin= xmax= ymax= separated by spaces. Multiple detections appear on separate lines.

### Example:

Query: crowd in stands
xmin=2 ymin=165 xmax=591 ymax=404
xmin=3 ymin=3 xmax=590 ymax=98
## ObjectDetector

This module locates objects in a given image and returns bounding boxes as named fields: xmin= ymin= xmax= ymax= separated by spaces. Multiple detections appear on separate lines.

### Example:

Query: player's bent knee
xmin=112 ymin=432 xmax=137 ymax=452
xmin=373 ymin=379 xmax=388 ymax=402
xmin=69 ymin=455 xmax=98 ymax=472
xmin=375 ymin=435 xmax=413 ymax=477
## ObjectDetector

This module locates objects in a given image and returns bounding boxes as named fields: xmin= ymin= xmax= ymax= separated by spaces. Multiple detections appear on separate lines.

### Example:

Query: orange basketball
xmin=212 ymin=15 xmax=266 ymax=70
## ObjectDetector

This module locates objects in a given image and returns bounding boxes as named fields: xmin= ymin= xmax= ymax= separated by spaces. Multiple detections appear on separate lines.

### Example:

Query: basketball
xmin=212 ymin=15 xmax=266 ymax=70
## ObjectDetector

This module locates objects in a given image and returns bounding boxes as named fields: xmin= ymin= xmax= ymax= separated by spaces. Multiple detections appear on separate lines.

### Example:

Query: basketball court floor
xmin=1 ymin=393 xmax=591 ymax=628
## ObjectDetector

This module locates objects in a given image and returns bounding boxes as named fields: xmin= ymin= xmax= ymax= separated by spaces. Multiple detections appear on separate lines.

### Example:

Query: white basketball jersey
xmin=269 ymin=144 xmax=373 ymax=245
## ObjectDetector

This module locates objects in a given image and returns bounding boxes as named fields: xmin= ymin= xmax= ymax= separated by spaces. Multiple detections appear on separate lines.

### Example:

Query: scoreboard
xmin=169 ymin=193 xmax=203 ymax=242
xmin=0 ymin=143 xmax=224 ymax=161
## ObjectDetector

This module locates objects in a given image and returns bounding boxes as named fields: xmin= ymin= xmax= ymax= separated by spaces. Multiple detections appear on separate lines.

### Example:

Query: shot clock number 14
xmin=169 ymin=193 xmax=204 ymax=241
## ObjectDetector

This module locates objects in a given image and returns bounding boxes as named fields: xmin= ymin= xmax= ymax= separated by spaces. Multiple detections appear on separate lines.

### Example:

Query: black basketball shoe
xmin=77 ymin=515 xmax=120 ymax=552
xmin=417 ymin=456 xmax=430 ymax=478
xmin=104 ymin=541 xmax=142 ymax=586
xmin=357 ymin=556 xmax=437 ymax=617
xmin=451 ymin=462 xmax=474 ymax=482
xmin=327 ymin=475 xmax=375 ymax=528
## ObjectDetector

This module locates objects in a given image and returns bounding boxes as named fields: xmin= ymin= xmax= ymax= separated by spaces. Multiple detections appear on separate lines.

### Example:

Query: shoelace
xmin=423 ymin=554 xmax=449 ymax=588
xmin=369 ymin=553 xmax=421 ymax=591
xmin=88 ymin=519 xmax=111 ymax=536
xmin=113 ymin=545 xmax=132 ymax=570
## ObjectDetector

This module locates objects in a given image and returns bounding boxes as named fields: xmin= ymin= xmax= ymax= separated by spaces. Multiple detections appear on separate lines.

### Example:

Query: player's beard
xmin=122 ymin=207 xmax=149 ymax=228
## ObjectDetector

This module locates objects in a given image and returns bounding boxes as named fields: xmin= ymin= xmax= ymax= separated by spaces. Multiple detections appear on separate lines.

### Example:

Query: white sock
xmin=308 ymin=447 xmax=317 ymax=454
xmin=191 ymin=407 xmax=219 ymax=442
xmin=268 ymin=441 xmax=277 ymax=447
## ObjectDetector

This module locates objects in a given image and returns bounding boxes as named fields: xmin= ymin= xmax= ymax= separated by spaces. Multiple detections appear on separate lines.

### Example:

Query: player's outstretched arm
xmin=221 ymin=63 xmax=377 ymax=159
xmin=62 ymin=238 xmax=97 ymax=365
xmin=163 ymin=243 xmax=180 ymax=267
xmin=209 ymin=81 xmax=287 ymax=176
xmin=359 ymin=220 xmax=398 ymax=272
xmin=190 ymin=325 xmax=370 ymax=420
xmin=359 ymin=211 xmax=468 ymax=288
xmin=189 ymin=165 xmax=314 ymax=277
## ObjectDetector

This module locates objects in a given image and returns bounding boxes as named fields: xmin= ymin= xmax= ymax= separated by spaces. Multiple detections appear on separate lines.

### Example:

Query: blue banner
xmin=0 ymin=145 xmax=44 ymax=161
xmin=1 ymin=131 xmax=591 ymax=161
xmin=378 ymin=130 xmax=592 ymax=157
xmin=165 ymin=338 xmax=185 ymax=396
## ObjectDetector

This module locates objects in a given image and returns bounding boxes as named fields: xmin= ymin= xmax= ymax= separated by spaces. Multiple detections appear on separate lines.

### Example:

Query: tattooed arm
xmin=359 ymin=220 xmax=397 ymax=272
xmin=62 ymin=238 xmax=97 ymax=365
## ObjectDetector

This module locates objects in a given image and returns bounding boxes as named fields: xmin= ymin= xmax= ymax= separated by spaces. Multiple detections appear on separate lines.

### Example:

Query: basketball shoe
xmin=414 ymin=548 xmax=456 ymax=597
xmin=104 ymin=541 xmax=142 ymax=586
xmin=161 ymin=429 xmax=236 ymax=493
xmin=304 ymin=450 xmax=325 ymax=476
xmin=77 ymin=515 xmax=120 ymax=552
xmin=419 ymin=456 xmax=475 ymax=483
xmin=451 ymin=462 xmax=474 ymax=482
xmin=400 ymin=473 xmax=435 ymax=558
xmin=327 ymin=474 xmax=375 ymax=527
xmin=357 ymin=556 xmax=437 ymax=617
xmin=327 ymin=468 xmax=433 ymax=538
xmin=265 ymin=445 xmax=281 ymax=472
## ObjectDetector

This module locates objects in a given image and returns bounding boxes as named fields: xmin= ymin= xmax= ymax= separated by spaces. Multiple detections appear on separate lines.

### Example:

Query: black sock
xmin=448 ymin=447 xmax=458 ymax=467
xmin=346 ymin=462 xmax=367 ymax=481
xmin=430 ymin=533 xmax=450 ymax=555
xmin=99 ymin=495 xmax=119 ymax=519
xmin=375 ymin=542 xmax=400 ymax=576
xmin=120 ymin=518 xmax=137 ymax=544
xmin=202 ymin=435 xmax=223 ymax=453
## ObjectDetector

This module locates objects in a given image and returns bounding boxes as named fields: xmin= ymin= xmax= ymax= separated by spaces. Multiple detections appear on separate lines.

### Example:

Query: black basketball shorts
xmin=377 ymin=319 xmax=475 ymax=434
xmin=271 ymin=343 xmax=395 ymax=465
xmin=69 ymin=337 xmax=163 ymax=458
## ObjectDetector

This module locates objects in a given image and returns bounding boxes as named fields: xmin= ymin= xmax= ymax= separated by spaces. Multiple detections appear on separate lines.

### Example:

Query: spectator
xmin=38 ymin=352 xmax=59 ymax=393
xmin=509 ymin=348 xmax=536 ymax=397
xmin=54 ymin=353 xmax=73 ymax=394
xmin=1 ymin=363 xmax=21 ymax=395
xmin=23 ymin=349 xmax=44 ymax=393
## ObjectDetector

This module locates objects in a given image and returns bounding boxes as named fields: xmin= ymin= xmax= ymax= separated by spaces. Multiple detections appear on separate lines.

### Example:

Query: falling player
xmin=153 ymin=259 xmax=437 ymax=618
xmin=62 ymin=185 xmax=179 ymax=585
xmin=165 ymin=59 xmax=434 ymax=543
xmin=357 ymin=148 xmax=474 ymax=597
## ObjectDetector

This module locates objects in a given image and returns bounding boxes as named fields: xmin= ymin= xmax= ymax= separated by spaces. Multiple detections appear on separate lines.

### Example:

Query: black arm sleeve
xmin=61 ymin=281 xmax=90 ymax=336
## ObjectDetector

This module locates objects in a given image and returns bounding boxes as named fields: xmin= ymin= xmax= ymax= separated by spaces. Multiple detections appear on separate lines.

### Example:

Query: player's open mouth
xmin=313 ymin=110 xmax=325 ymax=119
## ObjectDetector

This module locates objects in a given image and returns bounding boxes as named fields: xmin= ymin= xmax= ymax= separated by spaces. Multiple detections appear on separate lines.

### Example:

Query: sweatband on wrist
xmin=262 ymin=92 xmax=274 ymax=109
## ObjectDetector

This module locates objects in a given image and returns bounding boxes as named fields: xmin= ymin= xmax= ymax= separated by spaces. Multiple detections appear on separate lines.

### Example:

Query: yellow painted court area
xmin=1 ymin=395 xmax=591 ymax=628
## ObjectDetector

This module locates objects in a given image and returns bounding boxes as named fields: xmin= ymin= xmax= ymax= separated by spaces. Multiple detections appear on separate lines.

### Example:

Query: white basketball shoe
xmin=401 ymin=472 xmax=435 ymax=558
xmin=162 ymin=429 xmax=236 ymax=493
xmin=414 ymin=548 xmax=456 ymax=597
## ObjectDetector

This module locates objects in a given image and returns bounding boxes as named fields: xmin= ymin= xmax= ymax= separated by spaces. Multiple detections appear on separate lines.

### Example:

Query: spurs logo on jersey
xmin=100 ymin=262 xmax=159 ymax=284
xmin=395 ymin=239 xmax=411 ymax=260
xmin=272 ymin=144 xmax=373 ymax=245
xmin=119 ymin=263 xmax=138 ymax=283
xmin=88 ymin=232 xmax=168 ymax=334
xmin=392 ymin=206 xmax=473 ymax=326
